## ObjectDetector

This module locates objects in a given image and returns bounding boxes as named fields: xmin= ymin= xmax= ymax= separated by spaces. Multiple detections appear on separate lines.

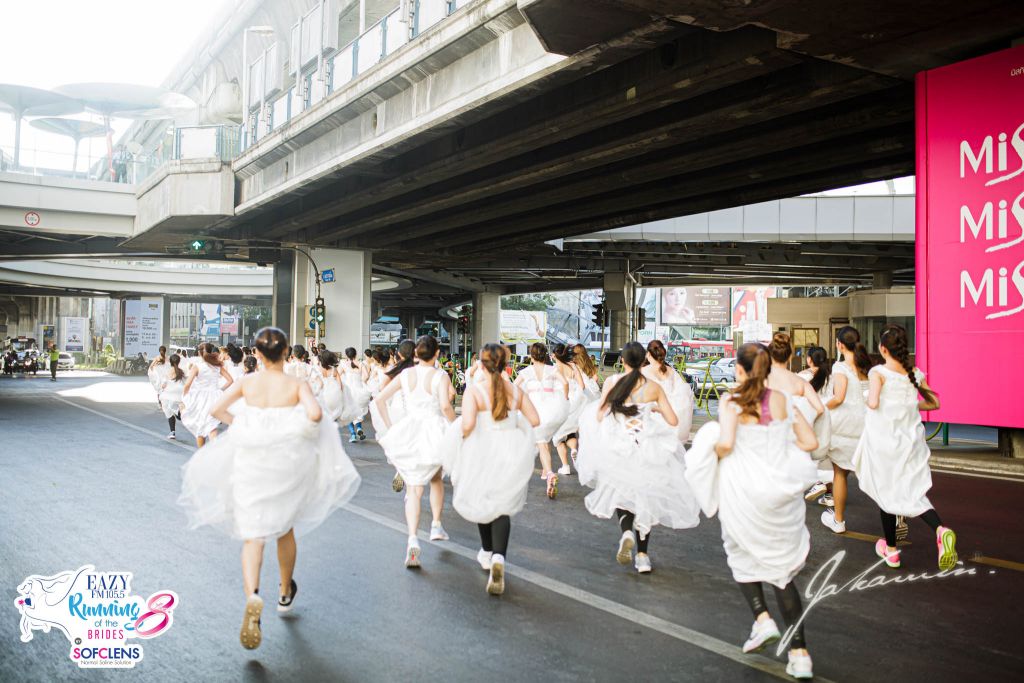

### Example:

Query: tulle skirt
xmin=178 ymin=406 xmax=361 ymax=540
xmin=791 ymin=396 xmax=831 ymax=462
xmin=378 ymin=409 xmax=448 ymax=485
xmin=369 ymin=393 xmax=406 ymax=440
xmin=161 ymin=382 xmax=184 ymax=419
xmin=442 ymin=414 xmax=537 ymax=523
xmin=853 ymin=410 xmax=933 ymax=516
xmin=552 ymin=389 xmax=586 ymax=444
xmin=319 ymin=378 xmax=344 ymax=422
xmin=829 ymin=403 xmax=864 ymax=470
xmin=577 ymin=404 xmax=701 ymax=536
xmin=529 ymin=391 xmax=569 ymax=443
xmin=181 ymin=387 xmax=222 ymax=439
xmin=339 ymin=380 xmax=372 ymax=425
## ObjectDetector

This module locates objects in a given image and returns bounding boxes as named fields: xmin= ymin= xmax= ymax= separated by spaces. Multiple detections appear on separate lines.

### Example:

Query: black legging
xmin=616 ymin=508 xmax=650 ymax=553
xmin=738 ymin=581 xmax=806 ymax=650
xmin=881 ymin=508 xmax=942 ymax=547
xmin=478 ymin=516 xmax=511 ymax=556
xmin=168 ymin=411 xmax=181 ymax=433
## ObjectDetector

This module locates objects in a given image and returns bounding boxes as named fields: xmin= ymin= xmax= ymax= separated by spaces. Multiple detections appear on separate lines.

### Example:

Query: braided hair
xmin=879 ymin=324 xmax=937 ymax=404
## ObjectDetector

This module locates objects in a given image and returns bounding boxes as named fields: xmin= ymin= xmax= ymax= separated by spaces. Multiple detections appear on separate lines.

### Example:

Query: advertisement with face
xmin=660 ymin=287 xmax=730 ymax=326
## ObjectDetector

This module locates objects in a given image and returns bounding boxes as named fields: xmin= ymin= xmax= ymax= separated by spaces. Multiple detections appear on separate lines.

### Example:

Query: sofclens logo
xmin=13 ymin=565 xmax=177 ymax=669
xmin=958 ymin=122 xmax=1024 ymax=319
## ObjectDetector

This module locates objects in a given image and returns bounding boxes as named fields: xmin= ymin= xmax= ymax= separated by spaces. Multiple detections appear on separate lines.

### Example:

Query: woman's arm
xmin=714 ymin=395 xmax=737 ymax=459
xmin=461 ymin=387 xmax=479 ymax=437
xmin=182 ymin=365 xmax=198 ymax=396
xmin=826 ymin=371 xmax=848 ymax=410
xmin=791 ymin=405 xmax=818 ymax=452
xmin=518 ymin=389 xmax=541 ymax=428
xmin=653 ymin=383 xmax=678 ymax=427
xmin=209 ymin=380 xmax=245 ymax=425
xmin=437 ymin=372 xmax=456 ymax=422
xmin=866 ymin=370 xmax=883 ymax=410
xmin=801 ymin=377 xmax=825 ymax=416
xmin=219 ymin=365 xmax=234 ymax=390
xmin=373 ymin=377 xmax=402 ymax=428
xmin=298 ymin=381 xmax=323 ymax=422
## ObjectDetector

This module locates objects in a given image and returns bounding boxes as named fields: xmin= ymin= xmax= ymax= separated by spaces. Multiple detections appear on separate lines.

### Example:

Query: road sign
xmin=24 ymin=211 xmax=40 ymax=227
xmin=321 ymin=269 xmax=335 ymax=283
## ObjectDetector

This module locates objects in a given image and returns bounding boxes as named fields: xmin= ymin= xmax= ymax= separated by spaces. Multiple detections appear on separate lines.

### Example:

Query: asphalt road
xmin=1 ymin=371 xmax=1022 ymax=682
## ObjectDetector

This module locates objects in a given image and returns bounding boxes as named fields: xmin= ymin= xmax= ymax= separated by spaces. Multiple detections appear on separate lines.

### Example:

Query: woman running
xmin=369 ymin=340 xmax=416 ymax=493
xmin=799 ymin=347 xmax=834 ymax=504
xmin=375 ymin=336 xmax=456 ymax=567
xmin=514 ymin=343 xmax=569 ymax=498
xmin=148 ymin=346 xmax=170 ymax=410
xmin=822 ymin=326 xmax=871 ymax=534
xmin=340 ymin=347 xmax=371 ymax=443
xmin=178 ymin=327 xmax=360 ymax=650
xmin=685 ymin=342 xmax=819 ymax=680
xmin=641 ymin=340 xmax=694 ymax=445
xmin=577 ymin=342 xmax=699 ymax=574
xmin=444 ymin=343 xmax=541 ymax=595
xmin=853 ymin=324 xmax=957 ymax=570
xmin=182 ymin=342 xmax=235 ymax=447
xmin=160 ymin=353 xmax=186 ymax=440
xmin=551 ymin=343 xmax=586 ymax=475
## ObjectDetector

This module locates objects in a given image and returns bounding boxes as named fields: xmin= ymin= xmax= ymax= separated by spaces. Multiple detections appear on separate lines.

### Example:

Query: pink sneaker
xmin=936 ymin=526 xmax=958 ymax=570
xmin=875 ymin=539 xmax=900 ymax=568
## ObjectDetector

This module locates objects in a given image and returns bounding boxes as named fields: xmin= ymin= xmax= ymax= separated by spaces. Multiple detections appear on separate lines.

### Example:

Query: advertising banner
xmin=732 ymin=287 xmax=777 ymax=343
xmin=124 ymin=299 xmax=163 ymax=358
xmin=916 ymin=45 xmax=1024 ymax=427
xmin=660 ymin=287 xmax=730 ymax=325
xmin=62 ymin=317 xmax=87 ymax=353
xmin=220 ymin=315 xmax=238 ymax=335
xmin=500 ymin=310 xmax=547 ymax=345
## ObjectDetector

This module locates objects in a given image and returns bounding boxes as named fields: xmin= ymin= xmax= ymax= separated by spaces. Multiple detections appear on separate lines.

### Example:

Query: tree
xmin=501 ymin=293 xmax=556 ymax=311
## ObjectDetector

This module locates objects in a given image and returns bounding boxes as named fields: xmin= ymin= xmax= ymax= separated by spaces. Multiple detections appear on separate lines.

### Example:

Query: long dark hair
xmin=837 ymin=326 xmax=872 ymax=378
xmin=344 ymin=347 xmax=358 ymax=369
xmin=573 ymin=343 xmax=598 ymax=379
xmin=646 ymin=339 xmax=668 ymax=371
xmin=319 ymin=350 xmax=339 ymax=370
xmin=292 ymin=344 xmax=309 ymax=363
xmin=806 ymin=346 xmax=831 ymax=393
xmin=168 ymin=353 xmax=184 ymax=381
xmin=386 ymin=339 xmax=416 ymax=379
xmin=480 ymin=343 xmax=511 ymax=421
xmin=254 ymin=327 xmax=289 ymax=362
xmin=415 ymin=335 xmax=439 ymax=361
xmin=733 ymin=342 xmax=771 ymax=419
xmin=157 ymin=345 xmax=167 ymax=363
xmin=551 ymin=343 xmax=573 ymax=364
xmin=601 ymin=342 xmax=646 ymax=417
xmin=879 ymin=324 xmax=937 ymax=405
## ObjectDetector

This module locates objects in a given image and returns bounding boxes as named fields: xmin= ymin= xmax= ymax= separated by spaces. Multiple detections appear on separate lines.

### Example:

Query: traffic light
xmin=189 ymin=239 xmax=206 ymax=252
xmin=636 ymin=305 xmax=646 ymax=330
xmin=591 ymin=302 xmax=605 ymax=326
xmin=457 ymin=314 xmax=470 ymax=335
xmin=306 ymin=298 xmax=326 ymax=336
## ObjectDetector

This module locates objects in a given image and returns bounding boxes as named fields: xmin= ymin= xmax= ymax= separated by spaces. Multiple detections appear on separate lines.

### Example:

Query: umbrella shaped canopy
xmin=0 ymin=84 xmax=83 ymax=168
xmin=29 ymin=117 xmax=111 ymax=177
xmin=53 ymin=83 xmax=195 ymax=121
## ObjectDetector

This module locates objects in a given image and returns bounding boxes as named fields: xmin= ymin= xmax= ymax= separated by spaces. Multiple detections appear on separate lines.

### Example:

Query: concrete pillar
xmin=272 ymin=250 xmax=295 ymax=337
xmin=872 ymin=271 xmax=893 ymax=289
xmin=998 ymin=428 xmax=1024 ymax=459
xmin=472 ymin=292 xmax=501 ymax=348
xmin=161 ymin=296 xmax=172 ymax=347
xmin=307 ymin=249 xmax=372 ymax=352
xmin=609 ymin=309 xmax=629 ymax=351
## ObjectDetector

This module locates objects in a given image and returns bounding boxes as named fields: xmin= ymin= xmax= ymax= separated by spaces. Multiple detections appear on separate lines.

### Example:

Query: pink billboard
xmin=916 ymin=45 xmax=1024 ymax=428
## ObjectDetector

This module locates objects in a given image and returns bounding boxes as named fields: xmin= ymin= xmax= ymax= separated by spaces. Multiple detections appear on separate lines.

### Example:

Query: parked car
xmin=682 ymin=357 xmax=736 ymax=388
xmin=57 ymin=352 xmax=76 ymax=370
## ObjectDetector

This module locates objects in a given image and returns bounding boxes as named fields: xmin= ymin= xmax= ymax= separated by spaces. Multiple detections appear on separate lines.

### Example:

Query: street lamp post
xmin=241 ymin=26 xmax=275 ymax=146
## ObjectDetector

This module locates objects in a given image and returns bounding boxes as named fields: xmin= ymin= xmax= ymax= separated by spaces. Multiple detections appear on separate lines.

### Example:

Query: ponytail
xmin=480 ymin=343 xmax=510 ymax=421
xmin=880 ymin=324 xmax=937 ymax=405
xmin=200 ymin=342 xmax=222 ymax=367
xmin=158 ymin=345 xmax=167 ymax=364
xmin=345 ymin=347 xmax=358 ymax=369
xmin=386 ymin=339 xmax=415 ymax=379
xmin=601 ymin=342 xmax=646 ymax=417
xmin=807 ymin=346 xmax=831 ymax=393
xmin=837 ymin=325 xmax=872 ymax=378
xmin=168 ymin=353 xmax=184 ymax=381
xmin=732 ymin=343 xmax=771 ymax=419
xmin=646 ymin=339 xmax=667 ymax=370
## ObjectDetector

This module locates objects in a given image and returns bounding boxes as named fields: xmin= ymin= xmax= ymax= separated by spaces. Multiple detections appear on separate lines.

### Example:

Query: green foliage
xmin=501 ymin=293 xmax=556 ymax=311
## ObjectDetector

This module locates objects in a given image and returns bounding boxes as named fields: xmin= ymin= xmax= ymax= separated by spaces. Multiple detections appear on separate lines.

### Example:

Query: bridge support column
xmin=309 ymin=249 xmax=372 ymax=352
xmin=609 ymin=309 xmax=630 ymax=351
xmin=472 ymin=292 xmax=501 ymax=348
xmin=272 ymin=251 xmax=296 ymax=338
xmin=161 ymin=296 xmax=172 ymax=347
xmin=872 ymin=271 xmax=893 ymax=289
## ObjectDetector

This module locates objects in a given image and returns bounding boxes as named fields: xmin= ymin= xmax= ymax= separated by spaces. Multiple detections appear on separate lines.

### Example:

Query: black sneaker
xmin=357 ymin=428 xmax=366 ymax=441
xmin=277 ymin=579 xmax=298 ymax=613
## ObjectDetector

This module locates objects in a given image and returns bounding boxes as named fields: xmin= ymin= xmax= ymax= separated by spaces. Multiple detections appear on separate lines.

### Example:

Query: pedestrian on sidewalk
xmin=48 ymin=344 xmax=59 ymax=382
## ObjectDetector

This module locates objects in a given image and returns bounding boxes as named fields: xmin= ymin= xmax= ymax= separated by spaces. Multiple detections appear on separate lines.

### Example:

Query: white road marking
xmin=50 ymin=392 xmax=836 ymax=681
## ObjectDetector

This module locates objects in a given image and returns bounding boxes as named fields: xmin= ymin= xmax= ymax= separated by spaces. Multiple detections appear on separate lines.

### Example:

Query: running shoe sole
xmin=405 ymin=546 xmax=421 ymax=569
xmin=429 ymin=528 xmax=449 ymax=541
xmin=896 ymin=516 xmax=909 ymax=543
xmin=240 ymin=595 xmax=263 ymax=650
xmin=487 ymin=562 xmax=505 ymax=595
xmin=546 ymin=474 xmax=558 ymax=499
xmin=817 ymin=496 xmax=834 ymax=507
xmin=875 ymin=539 xmax=901 ymax=568
xmin=742 ymin=630 xmax=780 ymax=654
xmin=938 ymin=528 xmax=958 ymax=571
xmin=277 ymin=579 xmax=297 ymax=613
xmin=785 ymin=662 xmax=814 ymax=679
xmin=616 ymin=535 xmax=635 ymax=565
xmin=804 ymin=485 xmax=827 ymax=501
xmin=392 ymin=473 xmax=405 ymax=493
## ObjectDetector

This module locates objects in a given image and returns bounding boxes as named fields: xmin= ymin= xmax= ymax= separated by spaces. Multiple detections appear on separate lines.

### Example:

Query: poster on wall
xmin=124 ymin=299 xmax=163 ymax=358
xmin=660 ymin=287 xmax=730 ymax=325
xmin=220 ymin=315 xmax=238 ymax=335
xmin=199 ymin=303 xmax=221 ymax=338
xmin=62 ymin=317 xmax=87 ymax=352
xmin=500 ymin=310 xmax=547 ymax=345
xmin=732 ymin=287 xmax=777 ymax=343
xmin=916 ymin=45 xmax=1024 ymax=428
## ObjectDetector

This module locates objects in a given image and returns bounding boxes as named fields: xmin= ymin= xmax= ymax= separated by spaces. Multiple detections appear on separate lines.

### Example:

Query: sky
xmin=0 ymin=0 xmax=232 ymax=173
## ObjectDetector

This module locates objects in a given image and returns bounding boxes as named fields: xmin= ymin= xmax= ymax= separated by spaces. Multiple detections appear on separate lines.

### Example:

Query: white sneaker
xmin=742 ymin=617 xmax=781 ymax=653
xmin=429 ymin=522 xmax=449 ymax=541
xmin=557 ymin=464 xmax=571 ymax=476
xmin=820 ymin=508 xmax=846 ymax=534
xmin=785 ymin=650 xmax=813 ymax=679
xmin=404 ymin=538 xmax=421 ymax=568
xmin=476 ymin=548 xmax=493 ymax=571
xmin=616 ymin=530 xmax=635 ymax=565
xmin=166 ymin=432 xmax=176 ymax=440
xmin=804 ymin=482 xmax=827 ymax=501
xmin=634 ymin=552 xmax=652 ymax=574
xmin=569 ymin=449 xmax=578 ymax=466
xmin=487 ymin=554 xmax=506 ymax=595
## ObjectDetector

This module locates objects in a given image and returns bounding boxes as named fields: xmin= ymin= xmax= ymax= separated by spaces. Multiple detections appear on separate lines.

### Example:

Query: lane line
xmin=53 ymin=392 xmax=826 ymax=681
xmin=343 ymin=503 xmax=829 ymax=683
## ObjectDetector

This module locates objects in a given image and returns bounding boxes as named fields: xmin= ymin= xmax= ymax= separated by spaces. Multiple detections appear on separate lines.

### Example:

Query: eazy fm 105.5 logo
xmin=13 ymin=565 xmax=177 ymax=669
